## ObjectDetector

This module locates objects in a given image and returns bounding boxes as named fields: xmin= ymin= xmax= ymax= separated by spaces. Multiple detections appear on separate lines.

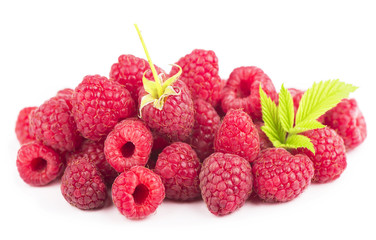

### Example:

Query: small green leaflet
xmin=293 ymin=79 xmax=357 ymax=134
xmin=259 ymin=86 xmax=285 ymax=146
xmin=260 ymin=79 xmax=358 ymax=154
xmin=278 ymin=84 xmax=295 ymax=132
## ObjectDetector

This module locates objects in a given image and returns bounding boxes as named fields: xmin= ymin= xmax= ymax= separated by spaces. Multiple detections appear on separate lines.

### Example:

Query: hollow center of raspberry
xmin=133 ymin=184 xmax=149 ymax=205
xmin=237 ymin=80 xmax=251 ymax=98
xmin=30 ymin=158 xmax=47 ymax=172
xmin=121 ymin=142 xmax=135 ymax=158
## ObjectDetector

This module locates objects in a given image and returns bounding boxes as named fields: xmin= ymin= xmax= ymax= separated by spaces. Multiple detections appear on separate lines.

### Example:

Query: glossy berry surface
xmin=199 ymin=152 xmax=252 ymax=216
xmin=29 ymin=97 xmax=82 ymax=152
xmin=221 ymin=66 xmax=278 ymax=120
xmin=214 ymin=109 xmax=260 ymax=163
xmin=293 ymin=127 xmax=347 ymax=183
xmin=15 ymin=106 xmax=37 ymax=145
xmin=189 ymin=99 xmax=221 ymax=161
xmin=104 ymin=118 xmax=153 ymax=173
xmin=139 ymin=80 xmax=194 ymax=142
xmin=252 ymin=148 xmax=314 ymax=202
xmin=110 ymin=54 xmax=165 ymax=105
xmin=170 ymin=49 xmax=221 ymax=106
xmin=112 ymin=166 xmax=165 ymax=220
xmin=154 ymin=142 xmax=201 ymax=201
xmin=61 ymin=157 xmax=107 ymax=210
xmin=72 ymin=75 xmax=136 ymax=141
xmin=17 ymin=142 xmax=63 ymax=186
xmin=324 ymin=98 xmax=367 ymax=150
xmin=67 ymin=139 xmax=118 ymax=186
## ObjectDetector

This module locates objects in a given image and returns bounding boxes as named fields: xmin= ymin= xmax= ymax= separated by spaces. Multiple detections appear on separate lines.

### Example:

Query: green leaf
xmin=278 ymin=84 xmax=295 ymax=132
xmin=295 ymin=79 xmax=357 ymax=132
xmin=289 ymin=119 xmax=326 ymax=134
xmin=260 ymin=86 xmax=286 ymax=146
xmin=281 ymin=134 xmax=315 ymax=154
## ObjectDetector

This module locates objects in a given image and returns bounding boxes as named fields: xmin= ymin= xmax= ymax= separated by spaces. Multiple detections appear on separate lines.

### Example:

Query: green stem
xmin=134 ymin=24 xmax=163 ymax=97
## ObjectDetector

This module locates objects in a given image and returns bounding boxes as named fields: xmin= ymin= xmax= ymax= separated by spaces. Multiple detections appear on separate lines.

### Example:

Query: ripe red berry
xmin=199 ymin=152 xmax=253 ymax=216
xmin=139 ymin=80 xmax=195 ymax=142
xmin=112 ymin=166 xmax=165 ymax=220
xmin=15 ymin=106 xmax=37 ymax=145
xmin=17 ymin=142 xmax=63 ymax=186
xmin=252 ymin=148 xmax=314 ymax=202
xmin=221 ymin=66 xmax=278 ymax=120
xmin=61 ymin=157 xmax=107 ymax=210
xmin=29 ymin=97 xmax=82 ymax=152
xmin=110 ymin=54 xmax=165 ymax=105
xmin=104 ymin=118 xmax=153 ymax=173
xmin=154 ymin=142 xmax=201 ymax=201
xmin=214 ymin=109 xmax=260 ymax=163
xmin=67 ymin=139 xmax=118 ymax=186
xmin=324 ymin=98 xmax=367 ymax=150
xmin=56 ymin=88 xmax=74 ymax=109
xmin=170 ymin=49 xmax=221 ymax=106
xmin=292 ymin=127 xmax=347 ymax=183
xmin=189 ymin=99 xmax=221 ymax=161
xmin=254 ymin=121 xmax=273 ymax=150
xmin=72 ymin=75 xmax=136 ymax=141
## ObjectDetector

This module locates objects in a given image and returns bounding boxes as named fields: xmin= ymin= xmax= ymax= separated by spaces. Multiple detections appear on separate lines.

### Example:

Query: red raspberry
xmin=170 ymin=49 xmax=221 ymax=106
xmin=189 ymin=99 xmax=221 ymax=161
xmin=254 ymin=121 xmax=273 ymax=150
xmin=17 ymin=142 xmax=63 ymax=186
xmin=154 ymin=142 xmax=201 ymax=201
xmin=29 ymin=97 xmax=82 ymax=152
xmin=104 ymin=118 xmax=153 ymax=173
xmin=110 ymin=54 xmax=165 ymax=105
xmin=252 ymin=148 xmax=314 ymax=202
xmin=221 ymin=66 xmax=278 ymax=121
xmin=61 ymin=157 xmax=107 ymax=210
xmin=292 ymin=127 xmax=347 ymax=183
xmin=72 ymin=75 xmax=136 ymax=141
xmin=67 ymin=139 xmax=118 ymax=186
xmin=112 ymin=166 xmax=165 ymax=220
xmin=15 ymin=107 xmax=37 ymax=144
xmin=214 ymin=109 xmax=260 ymax=163
xmin=145 ymin=133 xmax=170 ymax=170
xmin=56 ymin=88 xmax=74 ymax=109
xmin=139 ymin=80 xmax=194 ymax=142
xmin=324 ymin=98 xmax=367 ymax=150
xmin=199 ymin=152 xmax=253 ymax=216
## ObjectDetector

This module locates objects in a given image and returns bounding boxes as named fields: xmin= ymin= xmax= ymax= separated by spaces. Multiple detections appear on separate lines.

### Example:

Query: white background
xmin=1 ymin=0 xmax=375 ymax=239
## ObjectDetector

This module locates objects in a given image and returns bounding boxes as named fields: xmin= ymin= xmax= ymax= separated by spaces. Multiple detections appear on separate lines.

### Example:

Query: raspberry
xmin=112 ymin=166 xmax=165 ymax=219
xmin=170 ymin=49 xmax=221 ymax=106
xmin=154 ymin=142 xmax=201 ymax=201
xmin=67 ymin=139 xmax=118 ymax=186
xmin=221 ymin=66 xmax=278 ymax=120
xmin=61 ymin=157 xmax=107 ymax=210
xmin=72 ymin=75 xmax=136 ymax=141
xmin=29 ymin=96 xmax=82 ymax=152
xmin=252 ymin=148 xmax=314 ymax=202
xmin=15 ymin=106 xmax=37 ymax=144
xmin=189 ymin=99 xmax=221 ymax=161
xmin=139 ymin=80 xmax=194 ymax=142
xmin=110 ymin=54 xmax=165 ymax=105
xmin=17 ymin=141 xmax=63 ymax=186
xmin=292 ymin=127 xmax=347 ymax=183
xmin=324 ymin=98 xmax=367 ymax=150
xmin=199 ymin=152 xmax=252 ymax=216
xmin=104 ymin=118 xmax=153 ymax=173
xmin=56 ymin=88 xmax=74 ymax=109
xmin=214 ymin=109 xmax=260 ymax=163
xmin=254 ymin=121 xmax=273 ymax=150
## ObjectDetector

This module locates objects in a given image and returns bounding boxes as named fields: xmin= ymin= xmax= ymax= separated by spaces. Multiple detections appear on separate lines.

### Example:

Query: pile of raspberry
xmin=15 ymin=50 xmax=367 ymax=219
